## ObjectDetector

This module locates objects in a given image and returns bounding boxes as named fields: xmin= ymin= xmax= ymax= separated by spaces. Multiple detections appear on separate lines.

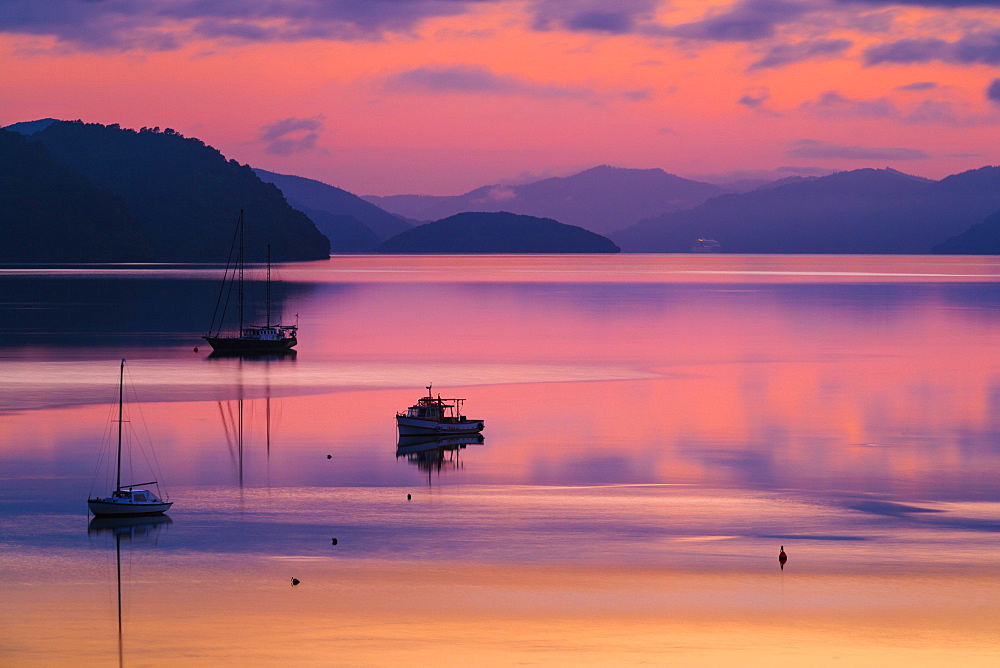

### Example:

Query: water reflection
xmin=88 ymin=515 xmax=171 ymax=668
xmin=206 ymin=349 xmax=297 ymax=361
xmin=396 ymin=433 xmax=486 ymax=481
xmin=4 ymin=257 xmax=1000 ymax=665
xmin=0 ymin=270 xmax=311 ymax=350
xmin=214 ymin=356 xmax=284 ymax=488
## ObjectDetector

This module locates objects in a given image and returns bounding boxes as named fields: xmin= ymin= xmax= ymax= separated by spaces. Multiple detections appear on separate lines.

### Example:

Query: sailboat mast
xmin=116 ymin=358 xmax=124 ymax=492
xmin=238 ymin=210 xmax=245 ymax=334
xmin=266 ymin=244 xmax=271 ymax=328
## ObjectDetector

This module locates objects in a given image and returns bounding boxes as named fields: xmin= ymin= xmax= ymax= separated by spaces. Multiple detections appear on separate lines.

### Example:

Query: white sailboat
xmin=87 ymin=359 xmax=173 ymax=517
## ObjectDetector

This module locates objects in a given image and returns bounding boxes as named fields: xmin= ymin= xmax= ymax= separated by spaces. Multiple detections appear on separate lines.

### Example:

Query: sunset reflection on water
xmin=2 ymin=256 xmax=1000 ymax=664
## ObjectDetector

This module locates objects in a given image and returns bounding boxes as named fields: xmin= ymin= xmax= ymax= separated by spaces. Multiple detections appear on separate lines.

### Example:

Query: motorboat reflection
xmin=396 ymin=432 xmax=485 ymax=476
xmin=206 ymin=349 xmax=297 ymax=361
xmin=88 ymin=515 xmax=171 ymax=668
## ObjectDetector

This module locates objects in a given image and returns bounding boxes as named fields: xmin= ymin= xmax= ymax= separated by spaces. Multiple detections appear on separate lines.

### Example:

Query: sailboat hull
xmin=88 ymin=499 xmax=173 ymax=517
xmin=202 ymin=335 xmax=297 ymax=352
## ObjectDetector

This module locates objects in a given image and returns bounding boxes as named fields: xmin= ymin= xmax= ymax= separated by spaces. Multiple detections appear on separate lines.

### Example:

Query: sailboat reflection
xmin=88 ymin=515 xmax=172 ymax=668
xmin=396 ymin=433 xmax=485 ymax=479
xmin=215 ymin=357 xmax=282 ymax=488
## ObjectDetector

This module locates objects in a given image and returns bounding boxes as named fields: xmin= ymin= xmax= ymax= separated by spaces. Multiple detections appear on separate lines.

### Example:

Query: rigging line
xmin=207 ymin=211 xmax=242 ymax=336
xmin=215 ymin=244 xmax=239 ymax=336
xmin=217 ymin=401 xmax=238 ymax=468
xmin=88 ymin=377 xmax=123 ymax=497
xmin=125 ymin=365 xmax=168 ymax=497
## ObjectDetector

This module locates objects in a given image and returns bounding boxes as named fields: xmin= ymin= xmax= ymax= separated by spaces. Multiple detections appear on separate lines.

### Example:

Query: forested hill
xmin=0 ymin=128 xmax=150 ymax=262
xmin=934 ymin=209 xmax=1000 ymax=254
xmin=376 ymin=211 xmax=621 ymax=253
xmin=21 ymin=120 xmax=330 ymax=261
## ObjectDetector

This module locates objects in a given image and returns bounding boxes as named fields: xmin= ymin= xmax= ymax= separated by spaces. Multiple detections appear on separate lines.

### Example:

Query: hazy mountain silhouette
xmin=376 ymin=211 xmax=620 ymax=253
xmin=290 ymin=205 xmax=380 ymax=254
xmin=0 ymin=128 xmax=151 ymax=262
xmin=366 ymin=165 xmax=727 ymax=236
xmin=4 ymin=118 xmax=59 ymax=136
xmin=254 ymin=168 xmax=410 ymax=251
xmin=613 ymin=167 xmax=1000 ymax=253
xmin=933 ymin=208 xmax=1000 ymax=254
xmin=15 ymin=120 xmax=329 ymax=261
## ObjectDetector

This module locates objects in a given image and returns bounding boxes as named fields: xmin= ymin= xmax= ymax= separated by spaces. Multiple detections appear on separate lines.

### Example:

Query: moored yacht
xmin=396 ymin=385 xmax=485 ymax=436
xmin=203 ymin=210 xmax=298 ymax=353
xmin=88 ymin=359 xmax=173 ymax=517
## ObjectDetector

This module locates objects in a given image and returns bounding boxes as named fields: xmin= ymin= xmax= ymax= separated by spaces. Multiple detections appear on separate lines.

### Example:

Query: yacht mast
xmin=116 ymin=358 xmax=124 ymax=492
xmin=238 ymin=210 xmax=245 ymax=334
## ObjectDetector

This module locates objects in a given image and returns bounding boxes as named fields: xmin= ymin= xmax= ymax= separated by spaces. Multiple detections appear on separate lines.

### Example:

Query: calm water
xmin=2 ymin=255 xmax=1000 ymax=665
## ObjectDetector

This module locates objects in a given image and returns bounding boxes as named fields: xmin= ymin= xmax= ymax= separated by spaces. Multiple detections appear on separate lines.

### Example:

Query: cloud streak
xmin=738 ymin=86 xmax=771 ymax=107
xmin=864 ymin=31 xmax=1000 ymax=66
xmin=258 ymin=116 xmax=324 ymax=155
xmin=800 ymin=91 xmax=897 ymax=119
xmin=0 ymin=0 xmax=482 ymax=50
xmin=530 ymin=0 xmax=660 ymax=34
xmin=799 ymin=90 xmax=996 ymax=125
xmin=749 ymin=38 xmax=852 ymax=69
xmin=787 ymin=139 xmax=930 ymax=160
xmin=989 ymin=79 xmax=1000 ymax=103
xmin=385 ymin=65 xmax=592 ymax=98
xmin=661 ymin=0 xmax=812 ymax=42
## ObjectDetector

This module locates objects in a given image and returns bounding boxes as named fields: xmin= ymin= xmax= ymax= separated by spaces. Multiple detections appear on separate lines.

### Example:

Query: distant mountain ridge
xmin=7 ymin=115 xmax=1000 ymax=257
xmin=254 ymin=168 xmax=410 ymax=252
xmin=376 ymin=211 xmax=620 ymax=253
xmin=612 ymin=167 xmax=1000 ymax=254
xmin=366 ymin=165 xmax=728 ymax=236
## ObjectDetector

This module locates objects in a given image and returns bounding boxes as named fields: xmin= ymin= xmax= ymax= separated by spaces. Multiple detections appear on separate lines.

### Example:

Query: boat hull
xmin=396 ymin=416 xmax=485 ymax=436
xmin=88 ymin=498 xmax=173 ymax=517
xmin=203 ymin=335 xmax=297 ymax=352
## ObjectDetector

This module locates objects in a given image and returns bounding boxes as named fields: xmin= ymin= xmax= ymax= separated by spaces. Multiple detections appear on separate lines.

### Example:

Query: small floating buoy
xmin=778 ymin=545 xmax=788 ymax=570
xmin=193 ymin=346 xmax=199 ymax=353
xmin=331 ymin=538 xmax=338 ymax=545
xmin=407 ymin=493 xmax=411 ymax=500
xmin=326 ymin=454 xmax=332 ymax=459
xmin=291 ymin=577 xmax=300 ymax=586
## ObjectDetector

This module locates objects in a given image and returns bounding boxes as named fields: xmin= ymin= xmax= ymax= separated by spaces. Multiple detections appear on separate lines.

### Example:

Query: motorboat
xmin=396 ymin=385 xmax=484 ymax=436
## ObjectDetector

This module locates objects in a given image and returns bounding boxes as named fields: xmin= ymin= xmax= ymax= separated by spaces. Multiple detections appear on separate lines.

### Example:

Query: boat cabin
xmin=111 ymin=489 xmax=158 ymax=502
xmin=241 ymin=325 xmax=296 ymax=341
xmin=402 ymin=387 xmax=467 ymax=422
xmin=407 ymin=402 xmax=452 ymax=420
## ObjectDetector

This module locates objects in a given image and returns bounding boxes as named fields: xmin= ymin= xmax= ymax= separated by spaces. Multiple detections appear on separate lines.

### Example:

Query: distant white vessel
xmin=88 ymin=359 xmax=173 ymax=517
xmin=396 ymin=385 xmax=485 ymax=436
xmin=691 ymin=238 xmax=721 ymax=252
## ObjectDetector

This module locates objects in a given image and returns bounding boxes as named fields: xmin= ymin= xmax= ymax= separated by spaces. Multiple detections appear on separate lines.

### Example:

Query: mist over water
xmin=2 ymin=256 xmax=1000 ymax=665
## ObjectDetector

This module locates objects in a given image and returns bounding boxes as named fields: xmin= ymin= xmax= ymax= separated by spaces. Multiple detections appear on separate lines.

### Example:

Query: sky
xmin=2 ymin=0 xmax=1000 ymax=195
